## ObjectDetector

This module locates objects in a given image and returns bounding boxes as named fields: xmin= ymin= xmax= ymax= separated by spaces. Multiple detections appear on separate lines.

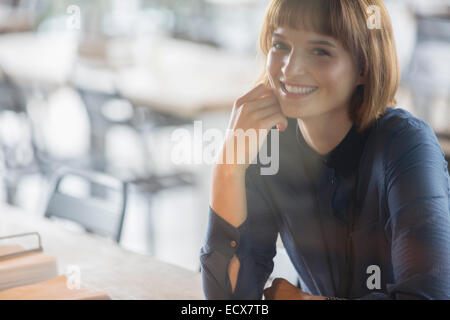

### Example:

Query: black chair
xmin=73 ymin=85 xmax=197 ymax=254
xmin=74 ymin=84 xmax=197 ymax=195
xmin=45 ymin=168 xmax=128 ymax=243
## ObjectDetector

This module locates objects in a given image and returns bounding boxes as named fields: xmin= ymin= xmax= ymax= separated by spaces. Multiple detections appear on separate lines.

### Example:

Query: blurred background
xmin=0 ymin=0 xmax=448 ymax=278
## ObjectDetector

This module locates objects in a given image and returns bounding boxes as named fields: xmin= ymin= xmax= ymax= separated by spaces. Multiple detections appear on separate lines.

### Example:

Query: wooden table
xmin=0 ymin=204 xmax=204 ymax=300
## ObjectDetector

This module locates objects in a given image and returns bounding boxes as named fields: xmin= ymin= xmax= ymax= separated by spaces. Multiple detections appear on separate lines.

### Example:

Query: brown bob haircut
xmin=256 ymin=0 xmax=400 ymax=132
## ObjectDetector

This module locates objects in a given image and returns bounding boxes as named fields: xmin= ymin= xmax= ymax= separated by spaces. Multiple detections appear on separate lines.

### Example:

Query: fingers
xmin=263 ymin=278 xmax=284 ymax=300
xmin=264 ymin=278 xmax=296 ymax=300
xmin=241 ymin=104 xmax=287 ymax=132
xmin=263 ymin=286 xmax=274 ymax=300
xmin=253 ymin=105 xmax=281 ymax=120
xmin=277 ymin=122 xmax=289 ymax=131
xmin=242 ymin=95 xmax=278 ymax=112
xmin=236 ymin=83 xmax=273 ymax=106
xmin=259 ymin=112 xmax=288 ymax=131
xmin=271 ymin=278 xmax=286 ymax=290
xmin=229 ymin=83 xmax=287 ymax=136
xmin=229 ymin=94 xmax=276 ymax=129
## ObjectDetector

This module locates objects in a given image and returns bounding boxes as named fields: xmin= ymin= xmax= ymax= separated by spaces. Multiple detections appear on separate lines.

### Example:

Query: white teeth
xmin=284 ymin=84 xmax=318 ymax=95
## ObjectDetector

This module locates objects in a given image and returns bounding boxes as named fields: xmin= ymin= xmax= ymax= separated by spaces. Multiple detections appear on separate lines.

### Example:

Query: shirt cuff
xmin=202 ymin=206 xmax=250 ymax=260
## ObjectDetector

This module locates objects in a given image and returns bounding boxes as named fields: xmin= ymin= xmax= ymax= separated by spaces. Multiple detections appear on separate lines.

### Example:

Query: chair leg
xmin=144 ymin=195 xmax=155 ymax=256
xmin=5 ymin=184 xmax=17 ymax=205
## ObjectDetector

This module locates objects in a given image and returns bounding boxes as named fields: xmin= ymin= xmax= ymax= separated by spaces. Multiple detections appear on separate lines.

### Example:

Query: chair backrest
xmin=45 ymin=168 xmax=128 ymax=243
xmin=0 ymin=69 xmax=27 ymax=113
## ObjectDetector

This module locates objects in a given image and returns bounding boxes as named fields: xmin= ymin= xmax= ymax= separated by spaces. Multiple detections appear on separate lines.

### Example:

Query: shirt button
xmin=230 ymin=241 xmax=237 ymax=248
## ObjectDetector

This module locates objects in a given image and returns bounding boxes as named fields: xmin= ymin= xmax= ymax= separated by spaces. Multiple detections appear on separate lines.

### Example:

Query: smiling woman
xmin=200 ymin=0 xmax=450 ymax=301
xmin=256 ymin=0 xmax=399 ymax=133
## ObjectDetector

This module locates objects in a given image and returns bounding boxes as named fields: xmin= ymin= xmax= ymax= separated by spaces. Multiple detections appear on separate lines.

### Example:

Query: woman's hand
xmin=264 ymin=278 xmax=326 ymax=300
xmin=209 ymin=84 xmax=288 ymax=289
xmin=216 ymin=83 xmax=288 ymax=175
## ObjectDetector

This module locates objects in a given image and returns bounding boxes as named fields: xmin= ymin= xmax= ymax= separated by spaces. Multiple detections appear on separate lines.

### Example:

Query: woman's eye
xmin=312 ymin=48 xmax=330 ymax=56
xmin=272 ymin=41 xmax=288 ymax=50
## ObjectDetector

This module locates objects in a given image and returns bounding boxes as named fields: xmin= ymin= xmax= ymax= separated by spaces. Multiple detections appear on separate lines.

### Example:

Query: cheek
xmin=314 ymin=59 xmax=357 ymax=93
xmin=266 ymin=53 xmax=282 ymax=87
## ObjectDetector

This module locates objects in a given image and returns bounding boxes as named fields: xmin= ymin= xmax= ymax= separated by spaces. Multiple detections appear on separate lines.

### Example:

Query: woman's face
xmin=266 ymin=26 xmax=364 ymax=120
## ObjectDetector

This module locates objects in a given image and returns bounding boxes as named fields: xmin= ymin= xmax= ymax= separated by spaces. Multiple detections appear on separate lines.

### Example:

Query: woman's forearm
xmin=210 ymin=165 xmax=247 ymax=228
xmin=207 ymin=83 xmax=286 ymax=296
xmin=210 ymin=164 xmax=247 ymax=293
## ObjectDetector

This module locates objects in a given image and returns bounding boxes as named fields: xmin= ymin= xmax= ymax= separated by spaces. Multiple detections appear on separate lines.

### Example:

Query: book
xmin=0 ymin=275 xmax=110 ymax=300
xmin=0 ymin=245 xmax=58 ymax=291
xmin=0 ymin=232 xmax=110 ymax=300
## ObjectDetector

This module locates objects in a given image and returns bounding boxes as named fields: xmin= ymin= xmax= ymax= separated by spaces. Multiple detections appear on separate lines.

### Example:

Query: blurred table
xmin=114 ymin=35 xmax=260 ymax=118
xmin=0 ymin=6 xmax=36 ymax=34
xmin=0 ymin=32 xmax=78 ymax=86
xmin=0 ymin=31 xmax=260 ymax=118
xmin=0 ymin=204 xmax=204 ymax=300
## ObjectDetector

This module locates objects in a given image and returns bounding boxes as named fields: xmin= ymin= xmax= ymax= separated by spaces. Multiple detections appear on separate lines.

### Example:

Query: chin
xmin=279 ymin=102 xmax=314 ymax=119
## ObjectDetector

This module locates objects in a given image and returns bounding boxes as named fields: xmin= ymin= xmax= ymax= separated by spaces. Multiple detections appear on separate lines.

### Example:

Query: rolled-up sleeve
xmin=382 ymin=120 xmax=450 ymax=299
xmin=200 ymin=169 xmax=279 ymax=299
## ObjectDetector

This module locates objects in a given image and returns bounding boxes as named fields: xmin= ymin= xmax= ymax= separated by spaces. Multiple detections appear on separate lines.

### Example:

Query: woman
xmin=200 ymin=0 xmax=450 ymax=300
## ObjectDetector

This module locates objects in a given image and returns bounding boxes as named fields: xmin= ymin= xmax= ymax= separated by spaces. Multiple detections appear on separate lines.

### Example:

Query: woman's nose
xmin=281 ymin=52 xmax=307 ymax=77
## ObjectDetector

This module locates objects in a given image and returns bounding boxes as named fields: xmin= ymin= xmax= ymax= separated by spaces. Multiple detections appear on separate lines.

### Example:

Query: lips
xmin=280 ymin=81 xmax=318 ymax=97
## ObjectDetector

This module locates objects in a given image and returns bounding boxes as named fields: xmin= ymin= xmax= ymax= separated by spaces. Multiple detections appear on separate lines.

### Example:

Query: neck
xmin=297 ymin=108 xmax=353 ymax=156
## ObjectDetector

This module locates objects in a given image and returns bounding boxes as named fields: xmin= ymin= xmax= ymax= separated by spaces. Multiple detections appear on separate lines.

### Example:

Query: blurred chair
xmin=0 ymin=68 xmax=27 ymax=112
xmin=0 ymin=75 xmax=97 ymax=208
xmin=74 ymin=84 xmax=196 ymax=190
xmin=74 ymin=84 xmax=196 ymax=253
xmin=74 ymin=86 xmax=126 ymax=172
xmin=45 ymin=168 xmax=128 ymax=243
xmin=0 ymin=68 xmax=41 ymax=204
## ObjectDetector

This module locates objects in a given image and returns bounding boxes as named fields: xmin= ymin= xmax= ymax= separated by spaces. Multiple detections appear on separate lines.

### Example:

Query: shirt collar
xmin=295 ymin=120 xmax=370 ymax=177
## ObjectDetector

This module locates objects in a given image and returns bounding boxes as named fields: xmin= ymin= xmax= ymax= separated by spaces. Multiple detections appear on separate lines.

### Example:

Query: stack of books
xmin=0 ymin=233 xmax=109 ymax=300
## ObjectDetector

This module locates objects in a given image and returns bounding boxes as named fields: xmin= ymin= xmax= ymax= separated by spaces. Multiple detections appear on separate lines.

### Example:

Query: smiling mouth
xmin=280 ymin=81 xmax=318 ymax=97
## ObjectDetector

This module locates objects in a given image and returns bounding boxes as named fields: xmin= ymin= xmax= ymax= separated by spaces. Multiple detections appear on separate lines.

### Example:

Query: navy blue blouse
xmin=200 ymin=107 xmax=450 ymax=299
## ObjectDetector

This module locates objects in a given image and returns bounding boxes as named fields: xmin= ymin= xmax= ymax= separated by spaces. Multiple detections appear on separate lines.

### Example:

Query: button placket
xmin=329 ymin=168 xmax=336 ymax=185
